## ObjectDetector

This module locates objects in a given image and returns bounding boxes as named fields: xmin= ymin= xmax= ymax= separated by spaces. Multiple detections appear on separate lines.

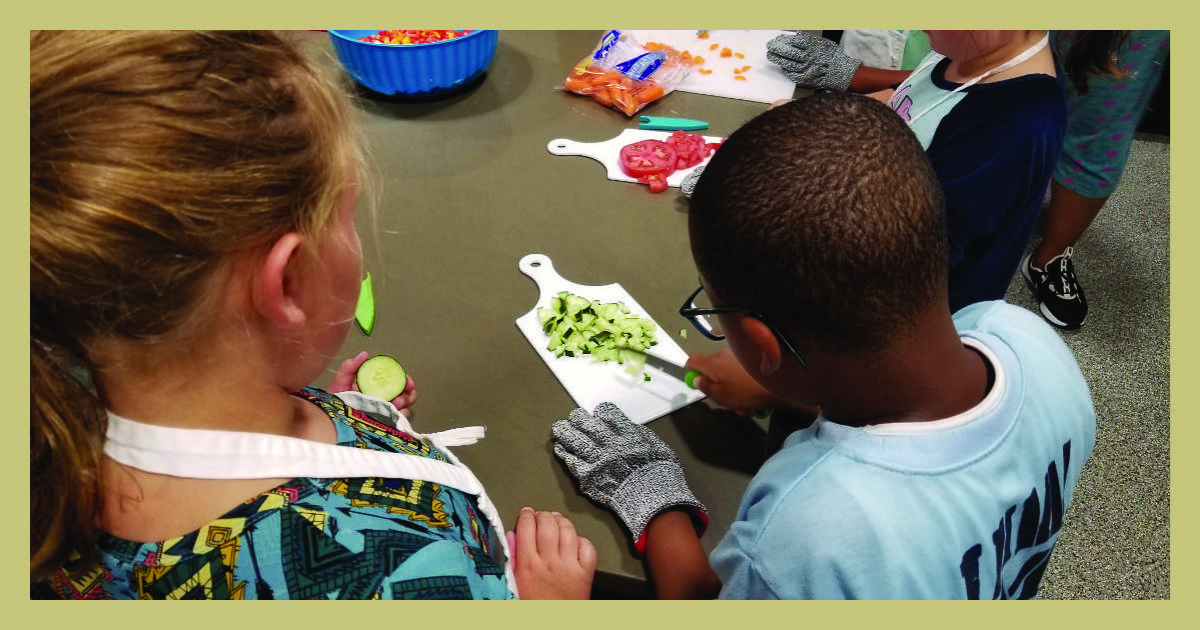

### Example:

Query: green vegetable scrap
xmin=355 ymin=273 xmax=376 ymax=335
xmin=538 ymin=291 xmax=659 ymax=379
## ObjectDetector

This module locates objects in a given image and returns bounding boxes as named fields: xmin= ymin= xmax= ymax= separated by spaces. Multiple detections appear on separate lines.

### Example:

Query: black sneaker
xmin=1021 ymin=247 xmax=1088 ymax=329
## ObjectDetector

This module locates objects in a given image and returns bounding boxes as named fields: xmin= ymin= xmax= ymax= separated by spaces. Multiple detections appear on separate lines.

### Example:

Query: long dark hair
xmin=30 ymin=30 xmax=359 ymax=580
xmin=1056 ymin=30 xmax=1131 ymax=94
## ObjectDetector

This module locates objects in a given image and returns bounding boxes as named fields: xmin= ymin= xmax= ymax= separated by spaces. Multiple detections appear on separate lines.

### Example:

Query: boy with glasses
xmin=551 ymin=93 xmax=1096 ymax=599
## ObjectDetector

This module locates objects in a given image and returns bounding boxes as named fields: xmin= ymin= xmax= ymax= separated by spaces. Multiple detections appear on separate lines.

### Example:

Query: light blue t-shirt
xmin=710 ymin=301 xmax=1095 ymax=599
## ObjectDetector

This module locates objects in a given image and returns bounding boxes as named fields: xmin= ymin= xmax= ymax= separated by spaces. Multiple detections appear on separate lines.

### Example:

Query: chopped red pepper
xmin=360 ymin=30 xmax=474 ymax=45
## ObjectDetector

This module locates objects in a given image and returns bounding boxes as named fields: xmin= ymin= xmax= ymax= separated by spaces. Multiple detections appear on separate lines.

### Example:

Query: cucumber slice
xmin=355 ymin=355 xmax=406 ymax=400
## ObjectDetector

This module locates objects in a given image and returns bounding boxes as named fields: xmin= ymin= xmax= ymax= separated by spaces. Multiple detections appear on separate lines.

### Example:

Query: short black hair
xmin=688 ymin=93 xmax=947 ymax=355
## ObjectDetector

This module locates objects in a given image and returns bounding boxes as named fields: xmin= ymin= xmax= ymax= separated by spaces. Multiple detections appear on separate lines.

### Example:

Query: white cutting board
xmin=626 ymin=30 xmax=797 ymax=104
xmin=546 ymin=128 xmax=724 ymax=189
xmin=515 ymin=253 xmax=706 ymax=424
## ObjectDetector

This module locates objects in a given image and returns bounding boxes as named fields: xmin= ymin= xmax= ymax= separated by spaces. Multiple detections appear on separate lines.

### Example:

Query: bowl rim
xmin=327 ymin=29 xmax=494 ymax=48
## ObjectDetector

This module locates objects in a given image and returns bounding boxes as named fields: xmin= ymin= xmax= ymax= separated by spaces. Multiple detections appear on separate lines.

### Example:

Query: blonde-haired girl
xmin=31 ymin=30 xmax=593 ymax=600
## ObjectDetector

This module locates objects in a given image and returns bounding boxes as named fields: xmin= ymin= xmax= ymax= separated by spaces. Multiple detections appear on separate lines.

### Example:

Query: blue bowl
xmin=327 ymin=30 xmax=499 ymax=97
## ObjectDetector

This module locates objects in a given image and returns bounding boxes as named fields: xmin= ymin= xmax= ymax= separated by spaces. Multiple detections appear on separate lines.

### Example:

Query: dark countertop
xmin=300 ymin=30 xmax=801 ymax=596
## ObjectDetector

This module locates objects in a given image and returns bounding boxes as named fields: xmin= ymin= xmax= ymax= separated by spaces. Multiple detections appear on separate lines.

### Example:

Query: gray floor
xmin=1005 ymin=134 xmax=1171 ymax=599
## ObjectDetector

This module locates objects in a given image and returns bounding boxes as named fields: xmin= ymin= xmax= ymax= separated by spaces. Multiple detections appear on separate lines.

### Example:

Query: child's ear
xmin=251 ymin=232 xmax=307 ymax=327
xmin=741 ymin=317 xmax=783 ymax=375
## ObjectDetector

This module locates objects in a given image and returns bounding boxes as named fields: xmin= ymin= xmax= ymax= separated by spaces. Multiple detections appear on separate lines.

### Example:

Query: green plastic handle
xmin=639 ymin=116 xmax=710 ymax=131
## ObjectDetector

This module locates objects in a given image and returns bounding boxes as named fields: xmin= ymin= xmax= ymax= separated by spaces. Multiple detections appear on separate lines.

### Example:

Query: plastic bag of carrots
xmin=563 ymin=30 xmax=700 ymax=116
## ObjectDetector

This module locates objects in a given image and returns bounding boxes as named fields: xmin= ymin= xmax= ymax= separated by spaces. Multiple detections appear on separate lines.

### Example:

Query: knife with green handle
xmin=641 ymin=351 xmax=700 ymax=389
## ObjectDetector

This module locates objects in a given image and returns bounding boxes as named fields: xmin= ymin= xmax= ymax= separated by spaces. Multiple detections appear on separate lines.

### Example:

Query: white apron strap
xmin=907 ymin=32 xmax=1050 ymax=124
xmin=104 ymin=405 xmax=518 ymax=598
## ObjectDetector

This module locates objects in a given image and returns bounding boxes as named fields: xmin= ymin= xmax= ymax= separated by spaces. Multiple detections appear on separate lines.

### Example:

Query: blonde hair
xmin=30 ymin=30 xmax=360 ymax=580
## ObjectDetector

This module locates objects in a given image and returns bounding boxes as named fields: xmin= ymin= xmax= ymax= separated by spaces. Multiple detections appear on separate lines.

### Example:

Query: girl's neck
xmin=94 ymin=331 xmax=333 ymax=442
xmin=95 ymin=326 xmax=337 ymax=543
xmin=945 ymin=31 xmax=1051 ymax=84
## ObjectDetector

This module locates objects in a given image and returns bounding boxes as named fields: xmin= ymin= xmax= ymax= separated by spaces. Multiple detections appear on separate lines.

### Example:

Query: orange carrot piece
xmin=734 ymin=75 xmax=747 ymax=81
xmin=720 ymin=47 xmax=732 ymax=58
xmin=638 ymin=85 xmax=665 ymax=102
xmin=698 ymin=68 xmax=713 ymax=75
xmin=735 ymin=52 xmax=745 ymax=59
xmin=709 ymin=43 xmax=719 ymax=51
xmin=698 ymin=32 xmax=710 ymax=39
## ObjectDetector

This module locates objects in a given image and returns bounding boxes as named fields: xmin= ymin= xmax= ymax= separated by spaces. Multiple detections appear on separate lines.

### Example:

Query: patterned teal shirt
xmin=50 ymin=388 xmax=515 ymax=600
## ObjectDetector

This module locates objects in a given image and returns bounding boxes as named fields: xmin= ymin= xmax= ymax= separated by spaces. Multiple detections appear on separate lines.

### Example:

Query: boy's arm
xmin=848 ymin=67 xmax=912 ymax=94
xmin=644 ymin=510 xmax=721 ymax=599
xmin=552 ymin=403 xmax=716 ymax=599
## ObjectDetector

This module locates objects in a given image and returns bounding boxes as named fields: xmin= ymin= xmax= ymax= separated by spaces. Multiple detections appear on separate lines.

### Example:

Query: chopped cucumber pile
xmin=356 ymin=354 xmax=407 ymax=401
xmin=538 ymin=291 xmax=658 ymax=378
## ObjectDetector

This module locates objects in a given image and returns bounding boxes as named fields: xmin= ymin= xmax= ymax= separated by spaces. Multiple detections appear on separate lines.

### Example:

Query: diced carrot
xmin=698 ymin=68 xmax=713 ymax=75
xmin=735 ymin=52 xmax=745 ymax=59
xmin=733 ymin=67 xmax=743 ymax=74
xmin=694 ymin=56 xmax=705 ymax=65
xmin=721 ymin=47 xmax=732 ymax=57
xmin=734 ymin=75 xmax=747 ymax=81
xmin=741 ymin=66 xmax=751 ymax=72
xmin=698 ymin=32 xmax=710 ymax=39
xmin=709 ymin=43 xmax=719 ymax=51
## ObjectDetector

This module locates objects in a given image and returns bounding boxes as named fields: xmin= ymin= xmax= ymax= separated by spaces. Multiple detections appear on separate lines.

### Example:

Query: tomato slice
xmin=619 ymin=140 xmax=678 ymax=178
xmin=619 ymin=133 xmax=720 ymax=193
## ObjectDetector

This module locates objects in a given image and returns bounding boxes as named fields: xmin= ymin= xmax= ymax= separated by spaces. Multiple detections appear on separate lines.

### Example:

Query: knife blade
xmin=641 ymin=352 xmax=700 ymax=389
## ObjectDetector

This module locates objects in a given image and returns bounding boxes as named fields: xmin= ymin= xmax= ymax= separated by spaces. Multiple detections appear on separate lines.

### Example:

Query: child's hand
xmin=685 ymin=349 xmax=780 ymax=415
xmin=507 ymin=507 xmax=596 ymax=600
xmin=329 ymin=351 xmax=419 ymax=417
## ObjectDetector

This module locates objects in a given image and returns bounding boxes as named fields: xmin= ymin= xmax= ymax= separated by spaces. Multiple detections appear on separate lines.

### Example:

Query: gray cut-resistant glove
xmin=679 ymin=165 xmax=705 ymax=198
xmin=552 ymin=402 xmax=707 ymax=554
xmin=766 ymin=31 xmax=862 ymax=92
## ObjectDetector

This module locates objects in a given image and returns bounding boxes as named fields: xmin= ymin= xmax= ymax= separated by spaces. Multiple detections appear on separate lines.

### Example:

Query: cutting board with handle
xmin=547 ymin=128 xmax=724 ymax=189
xmin=515 ymin=253 xmax=706 ymax=424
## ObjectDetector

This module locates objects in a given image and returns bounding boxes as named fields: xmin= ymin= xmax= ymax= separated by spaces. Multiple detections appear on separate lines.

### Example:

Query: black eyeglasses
xmin=679 ymin=285 xmax=809 ymax=370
